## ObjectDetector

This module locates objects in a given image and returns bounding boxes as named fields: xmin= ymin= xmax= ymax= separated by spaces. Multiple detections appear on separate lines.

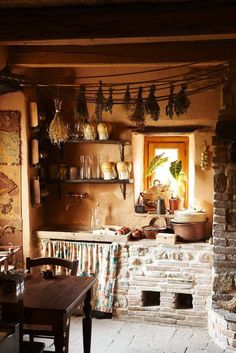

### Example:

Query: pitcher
xmin=101 ymin=161 xmax=117 ymax=180
xmin=116 ymin=161 xmax=132 ymax=180
xmin=97 ymin=122 xmax=112 ymax=140
xmin=83 ymin=123 xmax=97 ymax=140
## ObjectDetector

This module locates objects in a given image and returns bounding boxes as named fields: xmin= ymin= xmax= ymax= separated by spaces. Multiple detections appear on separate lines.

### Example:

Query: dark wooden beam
xmin=130 ymin=125 xmax=211 ymax=134
xmin=1 ymin=2 xmax=236 ymax=44
xmin=8 ymin=40 xmax=236 ymax=67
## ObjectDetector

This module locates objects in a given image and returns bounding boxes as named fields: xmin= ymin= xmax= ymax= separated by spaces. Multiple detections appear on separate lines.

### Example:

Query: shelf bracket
xmin=119 ymin=183 xmax=127 ymax=200
xmin=119 ymin=144 xmax=125 ymax=161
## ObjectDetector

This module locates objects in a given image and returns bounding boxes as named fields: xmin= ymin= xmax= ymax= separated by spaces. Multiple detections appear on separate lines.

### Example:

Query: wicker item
xmin=48 ymin=99 xmax=69 ymax=145
xmin=149 ymin=216 xmax=167 ymax=228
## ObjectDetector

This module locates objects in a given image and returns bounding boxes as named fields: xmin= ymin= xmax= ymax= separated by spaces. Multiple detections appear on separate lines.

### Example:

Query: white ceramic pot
xmin=83 ymin=123 xmax=97 ymax=140
xmin=101 ymin=161 xmax=117 ymax=180
xmin=97 ymin=122 xmax=112 ymax=140
xmin=116 ymin=161 xmax=132 ymax=180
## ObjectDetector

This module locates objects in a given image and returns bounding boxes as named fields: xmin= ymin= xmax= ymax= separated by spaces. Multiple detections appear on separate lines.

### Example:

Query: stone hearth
xmin=113 ymin=240 xmax=212 ymax=327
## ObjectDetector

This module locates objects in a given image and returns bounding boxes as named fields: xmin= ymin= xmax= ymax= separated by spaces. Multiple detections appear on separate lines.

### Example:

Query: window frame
xmin=144 ymin=135 xmax=189 ymax=206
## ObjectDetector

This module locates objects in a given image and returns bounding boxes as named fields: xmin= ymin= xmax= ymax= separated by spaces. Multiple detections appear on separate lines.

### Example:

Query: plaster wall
xmin=0 ymin=92 xmax=29 ymax=257
xmin=41 ymin=67 xmax=219 ymax=233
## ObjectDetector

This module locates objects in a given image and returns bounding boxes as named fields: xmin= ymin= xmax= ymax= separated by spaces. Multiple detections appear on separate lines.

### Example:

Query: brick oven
xmin=113 ymin=240 xmax=212 ymax=327
xmin=208 ymin=73 xmax=236 ymax=351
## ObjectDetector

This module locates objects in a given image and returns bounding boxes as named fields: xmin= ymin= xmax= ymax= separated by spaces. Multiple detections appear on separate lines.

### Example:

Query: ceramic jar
xmin=101 ymin=161 xmax=117 ymax=180
xmin=68 ymin=166 xmax=78 ymax=180
xmin=97 ymin=122 xmax=112 ymax=140
xmin=116 ymin=161 xmax=132 ymax=180
xmin=83 ymin=123 xmax=97 ymax=140
xmin=58 ymin=164 xmax=68 ymax=180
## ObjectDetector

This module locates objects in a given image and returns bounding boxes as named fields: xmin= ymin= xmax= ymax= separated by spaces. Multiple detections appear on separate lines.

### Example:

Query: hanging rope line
xmin=0 ymin=58 xmax=233 ymax=124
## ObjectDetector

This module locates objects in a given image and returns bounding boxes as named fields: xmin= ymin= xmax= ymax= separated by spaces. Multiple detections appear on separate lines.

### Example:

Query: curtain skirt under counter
xmin=42 ymin=239 xmax=120 ymax=313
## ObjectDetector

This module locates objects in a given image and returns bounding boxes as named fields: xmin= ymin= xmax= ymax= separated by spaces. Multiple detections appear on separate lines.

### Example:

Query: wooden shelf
xmin=64 ymin=139 xmax=130 ymax=145
xmin=62 ymin=178 xmax=133 ymax=184
xmin=47 ymin=179 xmax=133 ymax=199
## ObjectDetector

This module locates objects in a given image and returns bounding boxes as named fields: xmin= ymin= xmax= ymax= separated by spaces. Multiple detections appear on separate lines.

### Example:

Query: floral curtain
xmin=42 ymin=240 xmax=119 ymax=313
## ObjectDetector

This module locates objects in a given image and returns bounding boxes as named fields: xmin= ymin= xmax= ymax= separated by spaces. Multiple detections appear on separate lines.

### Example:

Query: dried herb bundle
xmin=95 ymin=81 xmax=104 ymax=123
xmin=145 ymin=85 xmax=160 ymax=121
xmin=48 ymin=99 xmax=69 ymax=146
xmin=74 ymin=85 xmax=89 ymax=124
xmin=174 ymin=84 xmax=190 ymax=116
xmin=165 ymin=84 xmax=175 ymax=119
xmin=122 ymin=85 xmax=132 ymax=112
xmin=105 ymin=85 xmax=113 ymax=114
xmin=129 ymin=86 xmax=145 ymax=126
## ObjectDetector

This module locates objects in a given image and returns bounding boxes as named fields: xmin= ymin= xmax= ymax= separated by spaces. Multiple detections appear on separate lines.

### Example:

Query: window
xmin=144 ymin=136 xmax=189 ymax=206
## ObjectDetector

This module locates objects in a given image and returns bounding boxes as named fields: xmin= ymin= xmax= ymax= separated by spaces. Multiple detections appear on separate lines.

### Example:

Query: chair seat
xmin=22 ymin=341 xmax=45 ymax=353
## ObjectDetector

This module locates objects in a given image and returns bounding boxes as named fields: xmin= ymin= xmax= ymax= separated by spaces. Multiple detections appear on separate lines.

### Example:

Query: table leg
xmin=82 ymin=288 xmax=92 ymax=353
xmin=54 ymin=316 xmax=65 ymax=353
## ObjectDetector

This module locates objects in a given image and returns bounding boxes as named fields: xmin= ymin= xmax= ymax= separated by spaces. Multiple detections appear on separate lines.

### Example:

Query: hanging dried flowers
xmin=165 ymin=84 xmax=175 ymax=119
xmin=200 ymin=140 xmax=209 ymax=171
xmin=174 ymin=84 xmax=190 ymax=116
xmin=129 ymin=86 xmax=145 ymax=126
xmin=122 ymin=85 xmax=132 ymax=112
xmin=48 ymin=99 xmax=69 ymax=146
xmin=74 ymin=85 xmax=89 ymax=124
xmin=104 ymin=85 xmax=113 ymax=114
xmin=95 ymin=81 xmax=104 ymax=123
xmin=145 ymin=85 xmax=160 ymax=121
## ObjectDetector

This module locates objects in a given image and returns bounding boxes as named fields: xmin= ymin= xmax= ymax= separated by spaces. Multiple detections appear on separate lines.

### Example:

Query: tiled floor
xmin=67 ymin=316 xmax=227 ymax=353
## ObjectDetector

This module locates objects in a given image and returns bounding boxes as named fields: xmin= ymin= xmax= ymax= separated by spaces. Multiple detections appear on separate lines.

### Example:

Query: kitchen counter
xmin=34 ymin=226 xmax=130 ymax=243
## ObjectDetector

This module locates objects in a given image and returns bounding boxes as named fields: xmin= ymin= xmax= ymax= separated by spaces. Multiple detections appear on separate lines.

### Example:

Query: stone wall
xmin=209 ymin=72 xmax=236 ymax=350
xmin=113 ymin=240 xmax=212 ymax=327
xmin=209 ymin=138 xmax=236 ymax=350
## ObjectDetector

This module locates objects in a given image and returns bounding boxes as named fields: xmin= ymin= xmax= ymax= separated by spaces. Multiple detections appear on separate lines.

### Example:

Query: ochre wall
xmin=40 ymin=66 xmax=220 ymax=233
xmin=0 ymin=66 xmax=220 ymax=242
xmin=0 ymin=92 xmax=29 ymax=261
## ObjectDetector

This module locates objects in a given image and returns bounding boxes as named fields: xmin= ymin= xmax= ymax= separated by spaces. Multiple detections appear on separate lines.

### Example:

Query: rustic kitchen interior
xmin=0 ymin=1 xmax=236 ymax=352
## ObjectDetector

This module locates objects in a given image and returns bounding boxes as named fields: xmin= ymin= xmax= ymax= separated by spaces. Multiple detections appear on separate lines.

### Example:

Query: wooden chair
xmin=23 ymin=256 xmax=79 ymax=353
xmin=26 ymin=256 xmax=78 ymax=276
xmin=0 ymin=298 xmax=45 ymax=353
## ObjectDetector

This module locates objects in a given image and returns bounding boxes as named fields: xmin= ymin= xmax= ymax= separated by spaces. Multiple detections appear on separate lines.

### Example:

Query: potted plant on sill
xmin=142 ymin=154 xmax=170 ymax=210
xmin=169 ymin=160 xmax=187 ymax=212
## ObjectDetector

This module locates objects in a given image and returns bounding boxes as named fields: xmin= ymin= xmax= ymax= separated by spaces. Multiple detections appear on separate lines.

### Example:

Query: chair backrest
xmin=26 ymin=257 xmax=79 ymax=275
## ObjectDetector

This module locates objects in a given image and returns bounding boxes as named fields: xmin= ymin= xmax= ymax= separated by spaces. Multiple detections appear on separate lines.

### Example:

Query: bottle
xmin=90 ymin=203 xmax=102 ymax=230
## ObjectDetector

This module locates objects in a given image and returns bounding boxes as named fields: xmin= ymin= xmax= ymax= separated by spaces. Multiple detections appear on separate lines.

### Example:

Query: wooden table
xmin=0 ymin=274 xmax=96 ymax=353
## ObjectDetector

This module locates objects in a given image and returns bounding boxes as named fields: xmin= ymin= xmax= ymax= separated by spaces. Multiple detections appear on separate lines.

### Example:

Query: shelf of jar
xmin=60 ymin=178 xmax=133 ymax=184
xmin=47 ymin=178 xmax=133 ymax=185
xmin=64 ymin=139 xmax=130 ymax=145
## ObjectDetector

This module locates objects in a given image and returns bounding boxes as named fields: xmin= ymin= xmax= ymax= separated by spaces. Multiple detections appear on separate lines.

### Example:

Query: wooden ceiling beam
xmin=8 ymin=41 xmax=236 ymax=67
xmin=0 ymin=3 xmax=236 ymax=44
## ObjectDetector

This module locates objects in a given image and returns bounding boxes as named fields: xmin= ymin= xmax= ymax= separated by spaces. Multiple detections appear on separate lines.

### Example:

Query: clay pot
xmin=171 ymin=220 xmax=207 ymax=241
xmin=83 ymin=123 xmax=97 ymax=140
xmin=97 ymin=122 xmax=112 ymax=140
xmin=116 ymin=161 xmax=132 ymax=180
xmin=169 ymin=198 xmax=183 ymax=213
xmin=101 ymin=161 xmax=117 ymax=180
